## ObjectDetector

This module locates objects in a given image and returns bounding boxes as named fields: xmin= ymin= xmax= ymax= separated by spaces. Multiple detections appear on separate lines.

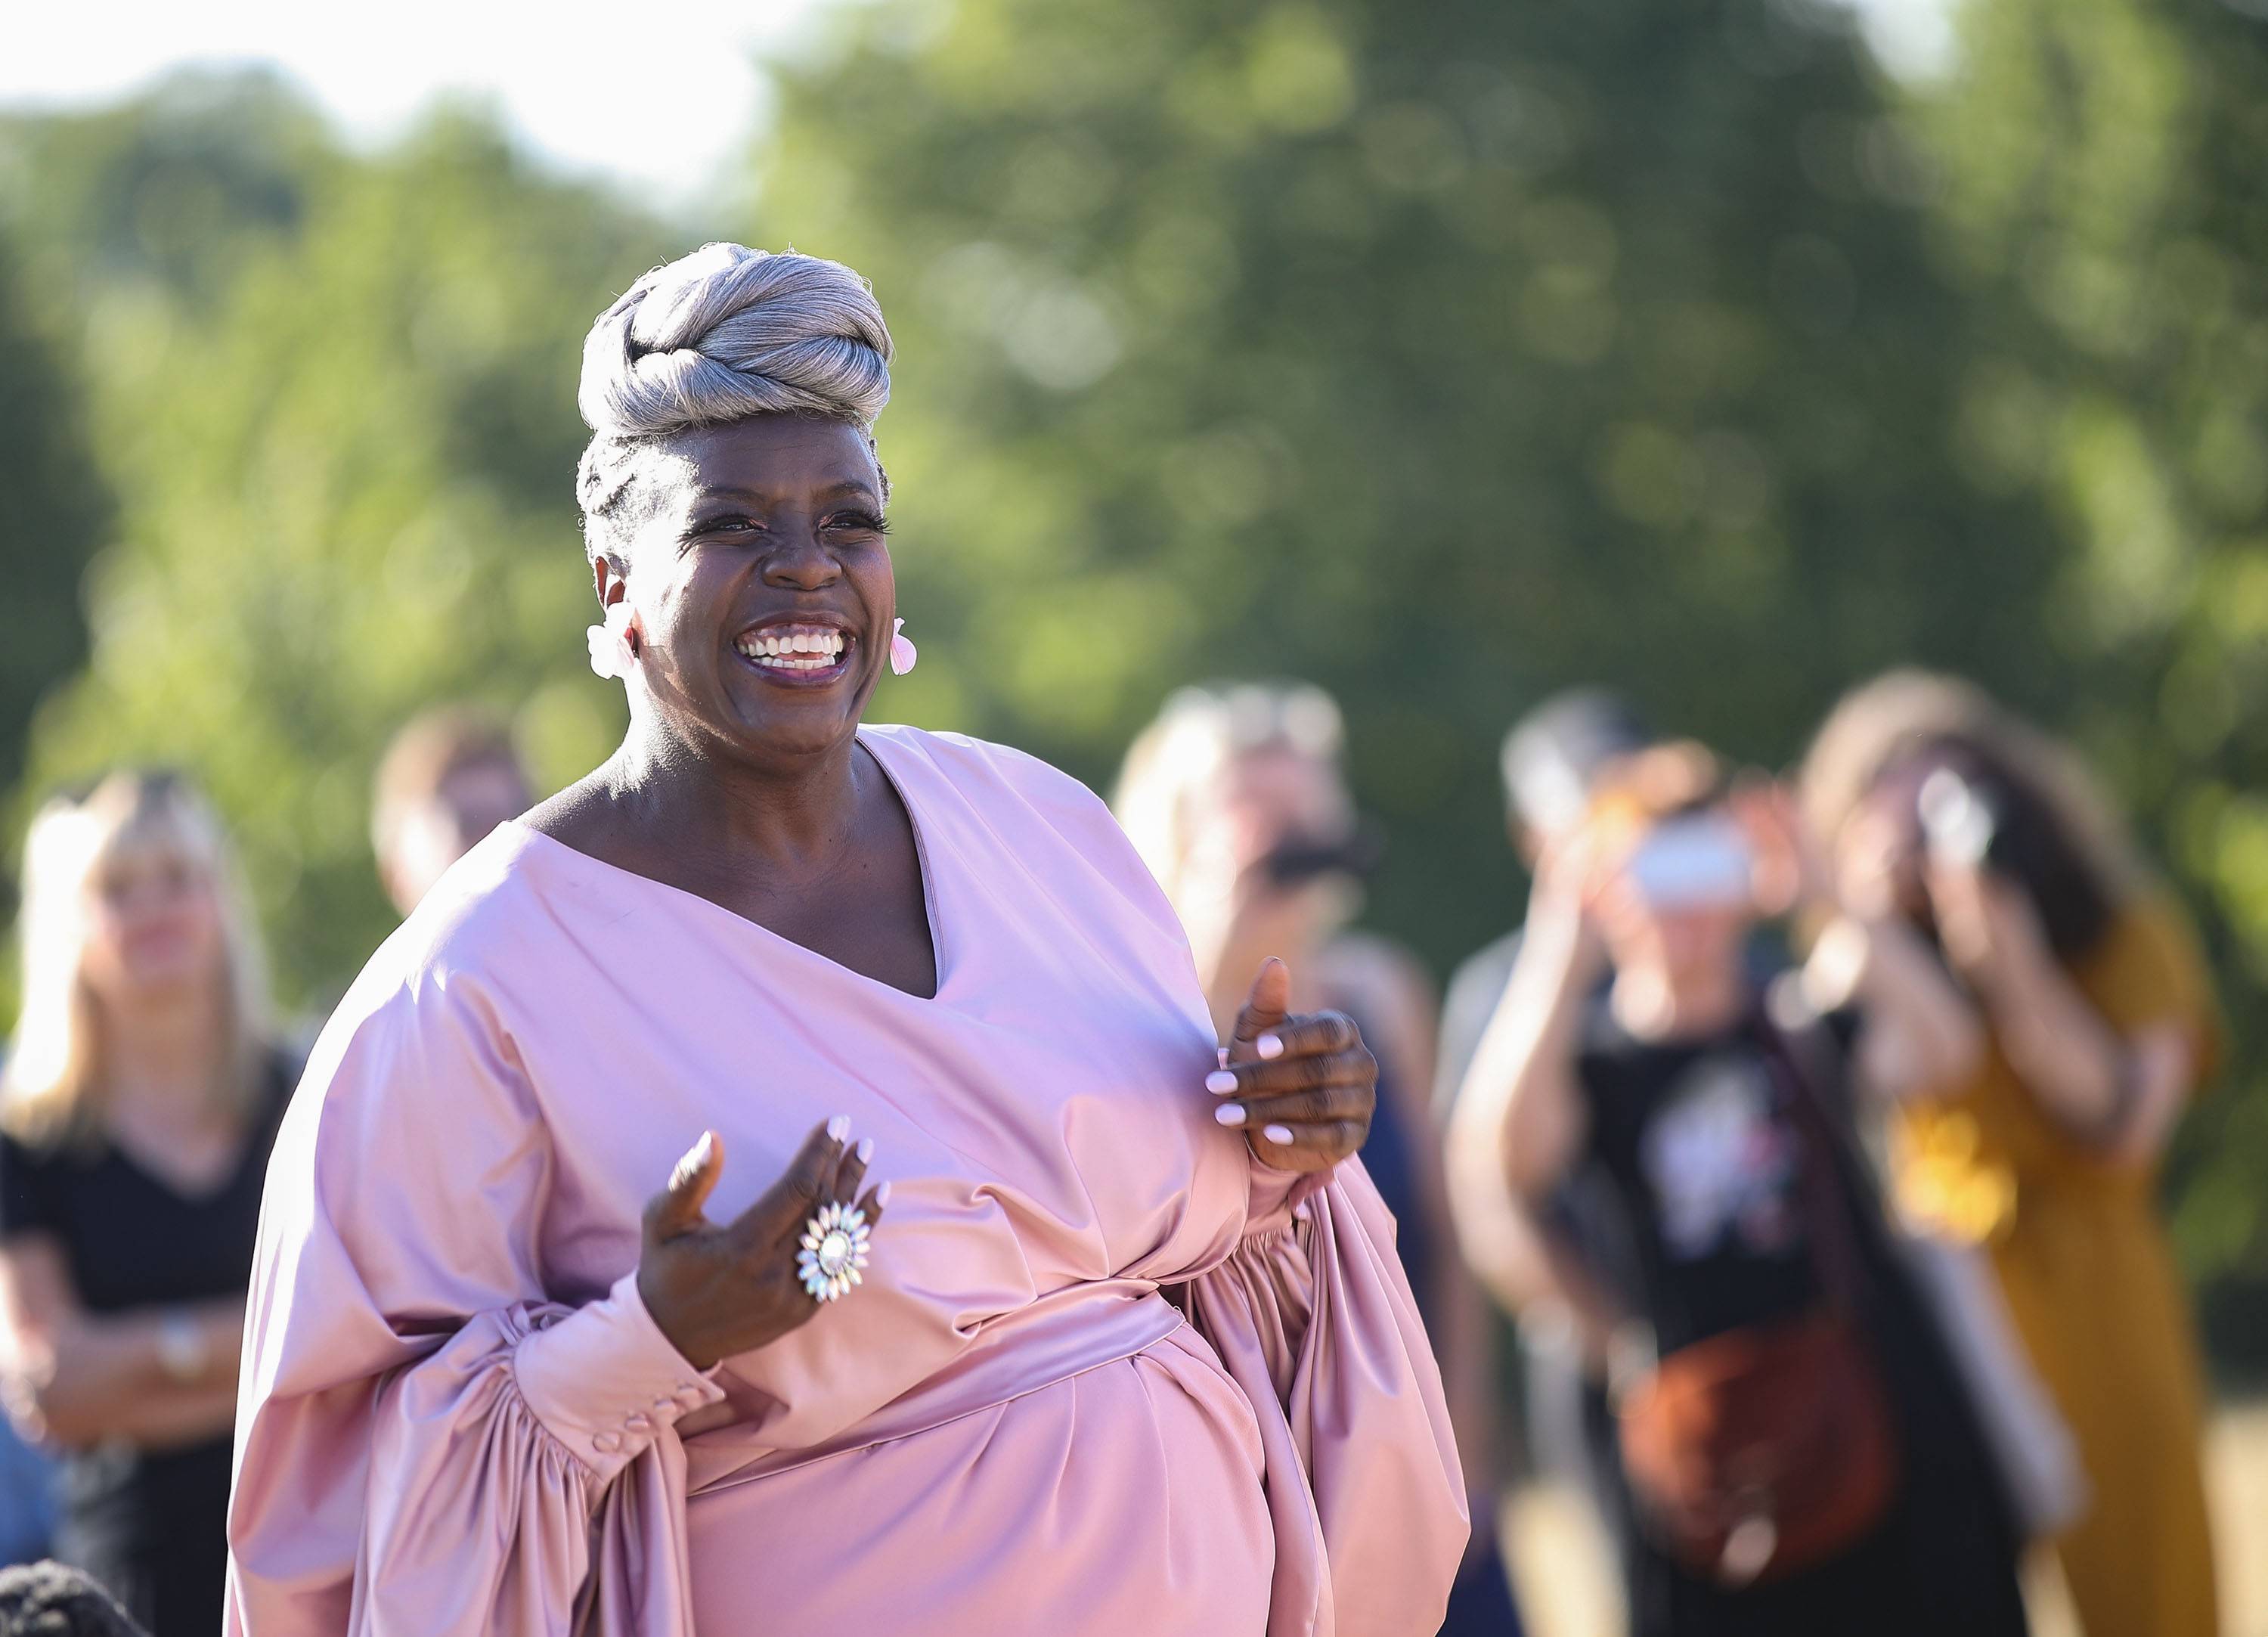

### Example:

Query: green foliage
xmin=1906 ymin=0 xmax=2268 ymax=1351
xmin=0 ymin=2 xmax=2263 ymax=1357
xmin=0 ymin=68 xmax=331 ymax=319
xmin=746 ymin=0 xmax=2068 ymax=1003
xmin=0 ymin=74 xmax=668 ymax=998
xmin=0 ymin=231 xmax=108 ymax=799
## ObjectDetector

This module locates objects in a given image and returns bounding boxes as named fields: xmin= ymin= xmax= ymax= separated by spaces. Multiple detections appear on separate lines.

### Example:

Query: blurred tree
xmin=0 ymin=75 xmax=668 ymax=1000
xmin=0 ymin=70 xmax=330 ymax=900
xmin=1911 ymin=0 xmax=2268 ymax=1353
xmin=0 ymin=231 xmax=109 ymax=796
xmin=0 ymin=67 xmax=330 ymax=321
xmin=748 ymin=0 xmax=2068 ymax=993
xmin=4 ymin=6 xmax=2257 ymax=1358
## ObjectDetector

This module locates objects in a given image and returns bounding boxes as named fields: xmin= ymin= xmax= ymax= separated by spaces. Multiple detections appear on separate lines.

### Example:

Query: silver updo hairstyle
xmin=574 ymin=243 xmax=894 ymax=563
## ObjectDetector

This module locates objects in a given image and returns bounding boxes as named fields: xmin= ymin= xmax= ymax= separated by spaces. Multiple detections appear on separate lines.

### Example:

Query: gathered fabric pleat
xmin=1185 ymin=1159 xmax=1468 ymax=1637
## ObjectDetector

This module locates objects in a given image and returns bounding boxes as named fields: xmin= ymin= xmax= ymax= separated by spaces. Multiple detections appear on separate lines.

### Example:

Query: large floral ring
xmin=797 ymin=1201 xmax=872 ymax=1304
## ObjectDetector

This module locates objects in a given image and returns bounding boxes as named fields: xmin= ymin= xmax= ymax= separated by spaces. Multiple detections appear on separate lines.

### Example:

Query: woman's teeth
xmin=736 ymin=628 xmax=847 ymax=671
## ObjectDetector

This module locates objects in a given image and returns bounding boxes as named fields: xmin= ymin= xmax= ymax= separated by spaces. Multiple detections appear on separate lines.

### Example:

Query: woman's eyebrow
xmin=692 ymin=479 xmax=881 ymax=506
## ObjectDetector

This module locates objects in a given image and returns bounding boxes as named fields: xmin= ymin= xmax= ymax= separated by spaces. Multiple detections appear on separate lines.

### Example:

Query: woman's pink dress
xmin=225 ymin=726 xmax=1466 ymax=1635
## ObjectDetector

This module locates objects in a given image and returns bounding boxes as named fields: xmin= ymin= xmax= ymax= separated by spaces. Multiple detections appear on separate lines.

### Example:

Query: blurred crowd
xmin=0 ymin=668 xmax=2229 ymax=1636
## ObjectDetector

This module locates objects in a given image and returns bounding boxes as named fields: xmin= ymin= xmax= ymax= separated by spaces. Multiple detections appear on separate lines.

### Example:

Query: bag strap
xmin=1746 ymin=1012 xmax=1873 ymax=1321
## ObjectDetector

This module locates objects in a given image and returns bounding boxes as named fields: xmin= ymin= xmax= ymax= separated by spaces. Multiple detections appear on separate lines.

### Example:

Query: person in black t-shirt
xmin=1449 ymin=743 xmax=2028 ymax=1636
xmin=1439 ymin=690 xmax=1656 ymax=1579
xmin=1114 ymin=681 xmax=1526 ymax=1635
xmin=0 ymin=772 xmax=291 ymax=1636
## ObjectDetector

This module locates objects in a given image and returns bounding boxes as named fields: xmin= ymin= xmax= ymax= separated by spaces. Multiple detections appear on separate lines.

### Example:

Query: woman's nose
xmin=761 ymin=529 xmax=841 ymax=588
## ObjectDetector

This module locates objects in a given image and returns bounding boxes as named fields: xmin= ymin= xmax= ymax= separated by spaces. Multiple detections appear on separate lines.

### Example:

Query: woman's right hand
xmin=636 ymin=1119 xmax=885 ymax=1371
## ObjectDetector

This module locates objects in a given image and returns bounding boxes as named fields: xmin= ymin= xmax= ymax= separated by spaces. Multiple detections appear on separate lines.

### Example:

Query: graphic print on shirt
xmin=1638 ymin=1054 xmax=1800 ymax=1262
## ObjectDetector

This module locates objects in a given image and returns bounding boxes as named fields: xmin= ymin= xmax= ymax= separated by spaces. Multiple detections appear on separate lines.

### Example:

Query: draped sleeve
xmin=1181 ymin=1155 xmax=1469 ymax=1637
xmin=225 ymin=960 xmax=725 ymax=1637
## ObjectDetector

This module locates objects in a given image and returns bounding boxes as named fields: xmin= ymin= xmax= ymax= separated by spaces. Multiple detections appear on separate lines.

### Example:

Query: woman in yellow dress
xmin=1801 ymin=671 xmax=2220 ymax=1637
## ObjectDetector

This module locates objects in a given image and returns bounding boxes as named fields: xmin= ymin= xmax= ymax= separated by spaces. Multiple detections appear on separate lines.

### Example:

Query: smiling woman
xmin=222 ymin=243 xmax=1469 ymax=1636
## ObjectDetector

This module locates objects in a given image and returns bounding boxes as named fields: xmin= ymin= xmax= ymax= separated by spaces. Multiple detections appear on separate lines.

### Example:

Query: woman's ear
xmin=593 ymin=553 xmax=628 ymax=609
xmin=585 ymin=562 xmax=641 ymax=680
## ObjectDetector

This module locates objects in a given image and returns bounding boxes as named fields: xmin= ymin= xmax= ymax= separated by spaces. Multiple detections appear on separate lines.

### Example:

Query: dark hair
xmin=0 ymin=1562 xmax=147 ymax=1637
xmin=1900 ymin=735 xmax=2117 ymax=961
xmin=1800 ymin=669 xmax=2142 ymax=968
xmin=370 ymin=705 xmax=528 ymax=858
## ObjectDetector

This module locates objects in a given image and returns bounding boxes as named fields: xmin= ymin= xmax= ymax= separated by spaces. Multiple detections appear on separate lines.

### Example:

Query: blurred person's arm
xmin=1321 ymin=935 xmax=1506 ymax=1524
xmin=1438 ymin=942 xmax=1619 ymax=1339
xmin=1799 ymin=911 xmax=1984 ymax=1101
xmin=0 ymin=1234 xmax=243 ymax=1449
xmin=1740 ymin=780 xmax=1984 ymax=1100
xmin=1929 ymin=864 xmax=2194 ymax=1165
xmin=1433 ymin=935 xmax=1522 ymax=1122
xmin=1445 ymin=840 xmax=1624 ymax=1355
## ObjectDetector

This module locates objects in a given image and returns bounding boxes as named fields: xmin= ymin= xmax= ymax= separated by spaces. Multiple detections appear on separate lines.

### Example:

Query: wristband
xmin=155 ymin=1310 xmax=212 ymax=1384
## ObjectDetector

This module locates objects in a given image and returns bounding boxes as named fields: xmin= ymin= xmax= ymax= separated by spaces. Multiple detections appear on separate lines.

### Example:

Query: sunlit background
xmin=4 ymin=0 xmax=2267 ymax=1626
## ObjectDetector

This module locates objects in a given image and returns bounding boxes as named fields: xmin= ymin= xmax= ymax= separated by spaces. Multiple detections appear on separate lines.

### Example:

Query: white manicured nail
xmin=1257 ymin=1034 xmax=1284 ymax=1060
xmin=672 ymin=1131 xmax=713 ymax=1186
xmin=1263 ymin=1124 xmax=1296 ymax=1146
xmin=827 ymin=1115 xmax=851 ymax=1143
xmin=1206 ymin=1070 xmax=1238 ymax=1095
xmin=1215 ymin=1103 xmax=1247 ymax=1128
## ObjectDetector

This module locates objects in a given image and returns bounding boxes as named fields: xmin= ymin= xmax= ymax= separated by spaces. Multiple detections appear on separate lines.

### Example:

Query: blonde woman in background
xmin=0 ymin=772 xmax=293 ymax=1635
xmin=1800 ymin=671 xmax=2220 ymax=1637
xmin=1115 ymin=682 xmax=1524 ymax=1635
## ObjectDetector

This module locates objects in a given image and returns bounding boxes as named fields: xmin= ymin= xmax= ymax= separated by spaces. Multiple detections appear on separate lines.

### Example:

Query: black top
xmin=0 ymin=1053 xmax=293 ymax=1637
xmin=1568 ymin=997 xmax=2031 ymax=1632
xmin=0 ymin=1056 xmax=290 ymax=1313
xmin=1573 ymin=1001 xmax=1855 ymax=1355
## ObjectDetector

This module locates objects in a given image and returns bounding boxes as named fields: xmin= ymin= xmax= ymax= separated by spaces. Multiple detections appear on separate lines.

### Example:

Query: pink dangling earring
xmin=890 ymin=617 xmax=918 ymax=677
xmin=586 ymin=600 xmax=639 ymax=681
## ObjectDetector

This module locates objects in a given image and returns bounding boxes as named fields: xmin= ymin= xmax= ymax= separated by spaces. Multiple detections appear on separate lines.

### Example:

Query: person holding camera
xmin=1438 ymin=690 xmax=1658 ymax=1585
xmin=1115 ymin=681 xmax=1523 ymax=1635
xmin=1448 ymin=741 xmax=2027 ymax=1635
xmin=1799 ymin=671 xmax=2220 ymax=1637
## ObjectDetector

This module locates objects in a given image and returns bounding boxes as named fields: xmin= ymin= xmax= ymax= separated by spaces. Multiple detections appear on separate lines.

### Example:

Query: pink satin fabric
xmin=225 ymin=726 xmax=1465 ymax=1635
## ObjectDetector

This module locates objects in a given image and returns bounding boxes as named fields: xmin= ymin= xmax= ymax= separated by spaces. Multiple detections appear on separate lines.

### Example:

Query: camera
xmin=1622 ymin=814 xmax=1753 ymax=912
xmin=1916 ymin=767 xmax=1999 ymax=868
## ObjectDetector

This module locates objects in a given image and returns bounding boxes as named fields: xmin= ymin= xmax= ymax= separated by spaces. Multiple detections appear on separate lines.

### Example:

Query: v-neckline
xmin=509 ymin=727 xmax=950 ymax=1005
xmin=104 ymin=1065 xmax=279 ymax=1206
xmin=109 ymin=1122 xmax=262 ymax=1206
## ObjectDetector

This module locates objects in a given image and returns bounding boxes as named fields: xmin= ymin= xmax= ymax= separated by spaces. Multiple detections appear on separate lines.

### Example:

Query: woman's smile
xmin=733 ymin=619 xmax=857 ymax=686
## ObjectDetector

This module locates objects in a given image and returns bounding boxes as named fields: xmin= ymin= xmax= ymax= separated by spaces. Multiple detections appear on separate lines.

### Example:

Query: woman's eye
xmin=696 ymin=515 xmax=762 ymax=539
xmin=823 ymin=513 xmax=889 ymax=538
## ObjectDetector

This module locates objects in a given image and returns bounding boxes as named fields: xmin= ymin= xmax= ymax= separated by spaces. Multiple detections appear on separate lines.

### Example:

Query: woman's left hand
xmin=1205 ymin=956 xmax=1376 ymax=1173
